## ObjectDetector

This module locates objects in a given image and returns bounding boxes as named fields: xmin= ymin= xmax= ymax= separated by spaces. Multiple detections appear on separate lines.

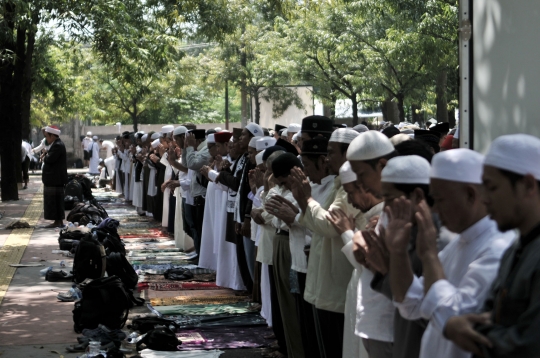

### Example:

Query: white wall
xmin=252 ymin=86 xmax=314 ymax=129
xmin=472 ymin=0 xmax=540 ymax=152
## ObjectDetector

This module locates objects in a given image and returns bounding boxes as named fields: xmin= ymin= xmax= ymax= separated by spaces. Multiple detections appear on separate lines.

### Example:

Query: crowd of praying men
xmin=108 ymin=116 xmax=540 ymax=358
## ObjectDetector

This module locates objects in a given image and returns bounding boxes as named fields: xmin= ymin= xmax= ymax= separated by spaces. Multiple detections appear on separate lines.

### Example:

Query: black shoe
xmin=46 ymin=270 xmax=73 ymax=282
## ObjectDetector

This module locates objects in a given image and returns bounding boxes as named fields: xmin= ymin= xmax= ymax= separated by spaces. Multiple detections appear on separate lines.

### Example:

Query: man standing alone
xmin=82 ymin=131 xmax=93 ymax=168
xmin=41 ymin=126 xmax=68 ymax=228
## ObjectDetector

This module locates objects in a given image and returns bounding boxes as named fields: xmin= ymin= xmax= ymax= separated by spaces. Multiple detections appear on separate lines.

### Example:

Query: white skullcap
xmin=431 ymin=149 xmax=484 ymax=184
xmin=87 ymin=131 xmax=92 ymax=136
xmin=45 ymin=126 xmax=61 ymax=136
xmin=248 ymin=136 xmax=259 ymax=148
xmin=339 ymin=161 xmax=357 ymax=184
xmin=141 ymin=134 xmax=148 ymax=142
xmin=256 ymin=137 xmax=277 ymax=151
xmin=292 ymin=133 xmax=299 ymax=141
xmin=282 ymin=129 xmax=288 ymax=137
xmin=390 ymin=133 xmax=412 ymax=146
xmin=381 ymin=155 xmax=431 ymax=185
xmin=288 ymin=123 xmax=301 ymax=133
xmin=207 ymin=134 xmax=216 ymax=144
xmin=330 ymin=128 xmax=360 ymax=144
xmin=221 ymin=129 xmax=230 ymax=133
xmin=229 ymin=136 xmax=234 ymax=143
xmin=215 ymin=127 xmax=222 ymax=132
xmin=173 ymin=126 xmax=188 ymax=136
xmin=161 ymin=125 xmax=174 ymax=134
xmin=256 ymin=151 xmax=265 ymax=166
xmin=484 ymin=134 xmax=540 ymax=181
xmin=151 ymin=139 xmax=160 ymax=149
xmin=92 ymin=136 xmax=98 ymax=140
xmin=246 ymin=123 xmax=264 ymax=137
xmin=347 ymin=131 xmax=395 ymax=161
xmin=150 ymin=132 xmax=161 ymax=140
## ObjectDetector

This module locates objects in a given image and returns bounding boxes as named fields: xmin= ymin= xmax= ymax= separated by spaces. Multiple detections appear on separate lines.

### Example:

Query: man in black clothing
xmin=41 ymin=126 xmax=68 ymax=228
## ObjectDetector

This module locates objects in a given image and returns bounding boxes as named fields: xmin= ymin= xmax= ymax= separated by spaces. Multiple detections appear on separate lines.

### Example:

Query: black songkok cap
xmin=262 ymin=145 xmax=286 ymax=161
xmin=188 ymin=129 xmax=206 ymax=140
xmin=272 ymin=152 xmax=303 ymax=179
xmin=275 ymin=138 xmax=299 ymax=156
xmin=301 ymin=137 xmax=329 ymax=155
xmin=122 ymin=131 xmax=131 ymax=139
xmin=333 ymin=123 xmax=347 ymax=129
xmin=415 ymin=129 xmax=442 ymax=139
xmin=382 ymin=126 xmax=400 ymax=138
xmin=430 ymin=122 xmax=450 ymax=135
xmin=232 ymin=128 xmax=243 ymax=138
xmin=275 ymin=124 xmax=286 ymax=132
xmin=301 ymin=115 xmax=334 ymax=134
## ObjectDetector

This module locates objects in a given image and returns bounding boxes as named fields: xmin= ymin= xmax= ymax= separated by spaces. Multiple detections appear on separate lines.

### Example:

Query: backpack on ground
xmin=72 ymin=234 xmax=107 ymax=284
xmin=65 ymin=179 xmax=83 ymax=202
xmin=136 ymin=327 xmax=181 ymax=351
xmin=93 ymin=228 xmax=125 ymax=255
xmin=129 ymin=317 xmax=180 ymax=334
xmin=72 ymin=276 xmax=132 ymax=333
xmin=58 ymin=228 xmax=91 ymax=251
xmin=106 ymin=252 xmax=138 ymax=290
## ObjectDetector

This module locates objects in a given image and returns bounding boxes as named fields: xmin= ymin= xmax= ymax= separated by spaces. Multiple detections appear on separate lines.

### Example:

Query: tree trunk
xmin=132 ymin=99 xmax=138 ymax=132
xmin=436 ymin=70 xmax=448 ymax=123
xmin=225 ymin=80 xmax=229 ymax=130
xmin=351 ymin=94 xmax=359 ymax=126
xmin=411 ymin=104 xmax=422 ymax=126
xmin=21 ymin=26 xmax=37 ymax=141
xmin=448 ymin=108 xmax=456 ymax=129
xmin=253 ymin=88 xmax=261 ymax=125
xmin=241 ymin=87 xmax=248 ymax=126
xmin=13 ymin=26 xmax=26 ymax=187
xmin=396 ymin=93 xmax=405 ymax=123
xmin=381 ymin=98 xmax=399 ymax=124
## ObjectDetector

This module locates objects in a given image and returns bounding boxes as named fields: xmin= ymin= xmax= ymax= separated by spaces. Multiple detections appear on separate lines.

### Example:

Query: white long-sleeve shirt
xmin=394 ymin=216 xmax=515 ymax=358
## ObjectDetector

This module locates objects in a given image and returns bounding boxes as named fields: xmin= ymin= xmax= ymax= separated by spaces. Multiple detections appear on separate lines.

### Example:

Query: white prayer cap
xmin=292 ymin=133 xmax=299 ymax=142
xmin=151 ymin=132 xmax=161 ymax=140
xmin=161 ymin=125 xmax=174 ymax=134
xmin=431 ymin=149 xmax=484 ymax=184
xmin=246 ymin=123 xmax=264 ymax=137
xmin=45 ymin=126 xmax=61 ymax=136
xmin=248 ymin=136 xmax=259 ymax=148
xmin=141 ymin=134 xmax=148 ymax=142
xmin=427 ymin=118 xmax=438 ymax=125
xmin=173 ymin=126 xmax=188 ymax=136
xmin=256 ymin=137 xmax=277 ymax=151
xmin=215 ymin=127 xmax=222 ymax=132
xmin=151 ymin=139 xmax=160 ymax=149
xmin=86 ymin=131 xmax=92 ymax=136
xmin=92 ymin=136 xmax=98 ymax=140
xmin=330 ymin=128 xmax=360 ymax=144
xmin=347 ymin=130 xmax=394 ymax=161
xmin=229 ymin=136 xmax=234 ymax=143
xmin=281 ymin=129 xmax=288 ymax=137
xmin=207 ymin=134 xmax=216 ymax=144
xmin=288 ymin=123 xmax=301 ymax=133
xmin=484 ymin=134 xmax=540 ymax=181
xmin=339 ymin=161 xmax=357 ymax=184
xmin=390 ymin=133 xmax=412 ymax=146
xmin=256 ymin=150 xmax=265 ymax=166
xmin=381 ymin=155 xmax=430 ymax=185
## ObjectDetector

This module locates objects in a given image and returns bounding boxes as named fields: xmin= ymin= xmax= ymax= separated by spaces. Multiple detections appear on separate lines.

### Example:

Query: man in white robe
xmin=89 ymin=136 xmax=101 ymax=175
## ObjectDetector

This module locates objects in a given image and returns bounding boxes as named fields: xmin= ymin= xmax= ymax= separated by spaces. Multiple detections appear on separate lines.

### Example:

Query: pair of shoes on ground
xmin=46 ymin=270 xmax=73 ymax=282
xmin=65 ymin=340 xmax=118 ymax=353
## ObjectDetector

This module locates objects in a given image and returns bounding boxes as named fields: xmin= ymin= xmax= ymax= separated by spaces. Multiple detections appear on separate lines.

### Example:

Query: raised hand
xmin=326 ymin=208 xmax=355 ymax=235
xmin=352 ymin=231 xmax=369 ymax=267
xmin=265 ymin=196 xmax=299 ymax=226
xmin=289 ymin=167 xmax=312 ymax=208
xmin=251 ymin=208 xmax=265 ymax=225
xmin=444 ymin=313 xmax=493 ymax=356
xmin=415 ymin=200 xmax=439 ymax=261
xmin=363 ymin=229 xmax=390 ymax=275
xmin=383 ymin=197 xmax=413 ymax=254
xmin=185 ymin=133 xmax=196 ymax=148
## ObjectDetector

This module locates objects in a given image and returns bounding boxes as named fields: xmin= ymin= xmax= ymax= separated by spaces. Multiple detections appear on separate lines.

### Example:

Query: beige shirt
xmin=301 ymin=175 xmax=363 ymax=313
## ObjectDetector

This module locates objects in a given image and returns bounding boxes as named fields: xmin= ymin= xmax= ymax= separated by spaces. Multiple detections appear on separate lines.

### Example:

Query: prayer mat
xmin=129 ymin=248 xmax=181 ymax=254
xmin=176 ymin=326 xmax=272 ymax=350
xmin=138 ymin=272 xmax=216 ymax=283
xmin=172 ymin=313 xmax=267 ymax=328
xmin=139 ymin=349 xmax=224 ymax=358
xmin=145 ymin=289 xmax=235 ymax=300
xmin=128 ymin=255 xmax=191 ymax=261
xmin=129 ymin=251 xmax=188 ymax=257
xmin=133 ymin=263 xmax=199 ymax=272
xmin=129 ymin=260 xmax=191 ymax=265
xmin=150 ymin=295 xmax=248 ymax=306
xmin=138 ymin=282 xmax=220 ymax=292
xmin=152 ymin=303 xmax=254 ymax=316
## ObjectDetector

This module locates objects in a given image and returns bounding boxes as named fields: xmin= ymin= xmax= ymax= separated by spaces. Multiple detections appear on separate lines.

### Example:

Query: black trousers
xmin=296 ymin=272 xmax=321 ymax=358
xmin=316 ymin=308 xmax=345 ymax=358
xmin=268 ymin=265 xmax=288 ymax=356
xmin=192 ymin=195 xmax=205 ymax=256
xmin=167 ymin=194 xmax=176 ymax=234
xmin=235 ymin=234 xmax=253 ymax=292
xmin=21 ymin=157 xmax=30 ymax=184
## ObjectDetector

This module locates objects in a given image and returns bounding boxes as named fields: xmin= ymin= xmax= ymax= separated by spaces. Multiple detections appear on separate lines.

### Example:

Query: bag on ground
xmin=72 ymin=233 xmax=107 ymax=283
